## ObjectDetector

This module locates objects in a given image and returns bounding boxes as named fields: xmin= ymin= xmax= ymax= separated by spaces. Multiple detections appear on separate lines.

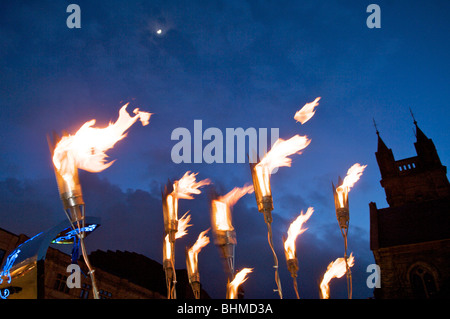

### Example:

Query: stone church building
xmin=369 ymin=118 xmax=450 ymax=298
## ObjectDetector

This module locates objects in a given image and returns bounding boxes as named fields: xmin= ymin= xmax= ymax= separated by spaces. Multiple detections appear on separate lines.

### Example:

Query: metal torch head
xmin=185 ymin=247 xmax=200 ymax=284
xmin=163 ymin=235 xmax=173 ymax=265
xmin=282 ymin=235 xmax=299 ymax=277
xmin=332 ymin=179 xmax=349 ymax=230
xmin=286 ymin=258 xmax=299 ymax=278
xmin=250 ymin=162 xmax=273 ymax=214
xmin=163 ymin=258 xmax=173 ymax=271
xmin=48 ymin=132 xmax=85 ymax=223
xmin=162 ymin=181 xmax=178 ymax=241
xmin=214 ymin=229 xmax=237 ymax=248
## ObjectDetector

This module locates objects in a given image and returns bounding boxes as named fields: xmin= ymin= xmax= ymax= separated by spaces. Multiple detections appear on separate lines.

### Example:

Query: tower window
xmin=54 ymin=273 xmax=70 ymax=294
xmin=79 ymin=283 xmax=91 ymax=299
xmin=409 ymin=264 xmax=438 ymax=299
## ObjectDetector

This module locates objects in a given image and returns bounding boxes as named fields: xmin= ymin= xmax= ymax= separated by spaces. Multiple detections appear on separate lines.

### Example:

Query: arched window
xmin=409 ymin=263 xmax=438 ymax=299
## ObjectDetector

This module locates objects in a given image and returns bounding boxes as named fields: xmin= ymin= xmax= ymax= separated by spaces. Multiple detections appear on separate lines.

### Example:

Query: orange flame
xmin=255 ymin=135 xmax=311 ymax=196
xmin=212 ymin=184 xmax=254 ymax=231
xmin=284 ymin=207 xmax=314 ymax=260
xmin=227 ymin=268 xmax=253 ymax=299
xmin=175 ymin=212 xmax=192 ymax=239
xmin=165 ymin=193 xmax=178 ymax=223
xmin=319 ymin=253 xmax=355 ymax=299
xmin=52 ymin=103 xmax=152 ymax=188
xmin=187 ymin=229 xmax=210 ymax=273
xmin=294 ymin=97 xmax=321 ymax=124
xmin=173 ymin=171 xmax=211 ymax=200
xmin=166 ymin=172 xmax=211 ymax=224
xmin=164 ymin=234 xmax=172 ymax=261
xmin=336 ymin=163 xmax=367 ymax=207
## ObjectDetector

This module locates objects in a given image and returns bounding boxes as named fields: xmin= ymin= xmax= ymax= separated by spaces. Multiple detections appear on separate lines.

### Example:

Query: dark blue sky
xmin=0 ymin=1 xmax=449 ymax=299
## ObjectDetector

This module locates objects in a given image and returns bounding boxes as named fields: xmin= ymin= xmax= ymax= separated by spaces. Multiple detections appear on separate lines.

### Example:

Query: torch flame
xmin=255 ymin=135 xmax=311 ymax=196
xmin=165 ymin=193 xmax=179 ymax=223
xmin=283 ymin=207 xmax=314 ymax=260
xmin=335 ymin=163 xmax=367 ymax=207
xmin=164 ymin=234 xmax=172 ymax=261
xmin=52 ymin=103 xmax=152 ymax=188
xmin=175 ymin=212 xmax=192 ymax=239
xmin=319 ymin=253 xmax=355 ymax=299
xmin=212 ymin=184 xmax=254 ymax=231
xmin=227 ymin=268 xmax=253 ymax=299
xmin=294 ymin=97 xmax=321 ymax=124
xmin=173 ymin=171 xmax=211 ymax=200
xmin=165 ymin=172 xmax=210 ymax=224
xmin=187 ymin=229 xmax=210 ymax=273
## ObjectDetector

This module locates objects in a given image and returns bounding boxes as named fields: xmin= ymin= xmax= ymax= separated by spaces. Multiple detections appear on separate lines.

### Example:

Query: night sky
xmin=0 ymin=1 xmax=449 ymax=299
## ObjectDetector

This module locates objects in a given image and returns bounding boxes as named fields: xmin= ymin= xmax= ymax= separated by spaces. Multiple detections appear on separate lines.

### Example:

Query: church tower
xmin=370 ymin=115 xmax=450 ymax=298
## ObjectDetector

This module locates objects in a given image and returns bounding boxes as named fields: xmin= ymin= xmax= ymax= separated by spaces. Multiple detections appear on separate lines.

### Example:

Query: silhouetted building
xmin=0 ymin=227 xmax=208 ymax=299
xmin=370 ymin=118 xmax=450 ymax=298
xmin=89 ymin=250 xmax=210 ymax=299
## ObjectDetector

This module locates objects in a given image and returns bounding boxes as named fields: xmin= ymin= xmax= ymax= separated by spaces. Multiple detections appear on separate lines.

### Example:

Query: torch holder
xmin=214 ymin=230 xmax=236 ymax=278
xmin=61 ymin=192 xmax=85 ymax=224
xmin=215 ymin=230 xmax=237 ymax=256
xmin=286 ymin=258 xmax=299 ymax=278
xmin=165 ymin=221 xmax=179 ymax=243
xmin=163 ymin=259 xmax=174 ymax=275
xmin=189 ymin=272 xmax=201 ymax=298
xmin=259 ymin=196 xmax=274 ymax=224
xmin=336 ymin=207 xmax=349 ymax=231
xmin=163 ymin=259 xmax=174 ymax=285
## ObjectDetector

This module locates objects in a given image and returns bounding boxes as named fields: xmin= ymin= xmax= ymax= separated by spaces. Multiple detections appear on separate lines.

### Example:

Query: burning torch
xmin=162 ymin=172 xmax=210 ymax=299
xmin=162 ymin=182 xmax=179 ymax=299
xmin=250 ymin=160 xmax=283 ymax=298
xmin=282 ymin=207 xmax=314 ymax=299
xmin=210 ymin=184 xmax=253 ymax=280
xmin=332 ymin=163 xmax=366 ymax=299
xmin=319 ymin=253 xmax=355 ymax=299
xmin=48 ymin=132 xmax=100 ymax=299
xmin=250 ymin=134 xmax=311 ymax=299
xmin=185 ymin=229 xmax=210 ymax=299
xmin=162 ymin=211 xmax=192 ymax=299
xmin=48 ymin=103 xmax=152 ymax=300
xmin=226 ymin=268 xmax=253 ymax=299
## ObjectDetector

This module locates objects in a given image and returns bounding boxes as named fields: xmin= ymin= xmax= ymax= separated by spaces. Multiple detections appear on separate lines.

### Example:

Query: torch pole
xmin=63 ymin=206 xmax=100 ymax=300
xmin=262 ymin=200 xmax=283 ymax=299
xmin=185 ymin=248 xmax=201 ymax=299
xmin=340 ymin=226 xmax=352 ymax=300
xmin=336 ymin=206 xmax=352 ymax=300
xmin=48 ymin=133 xmax=99 ymax=299
xmin=78 ymin=222 xmax=100 ymax=300
xmin=170 ymin=240 xmax=177 ymax=299
xmin=283 ymin=237 xmax=300 ymax=299
xmin=215 ymin=230 xmax=236 ymax=281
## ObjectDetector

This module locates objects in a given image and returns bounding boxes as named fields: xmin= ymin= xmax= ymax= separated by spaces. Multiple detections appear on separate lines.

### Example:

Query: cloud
xmin=0 ymin=172 xmax=374 ymax=299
